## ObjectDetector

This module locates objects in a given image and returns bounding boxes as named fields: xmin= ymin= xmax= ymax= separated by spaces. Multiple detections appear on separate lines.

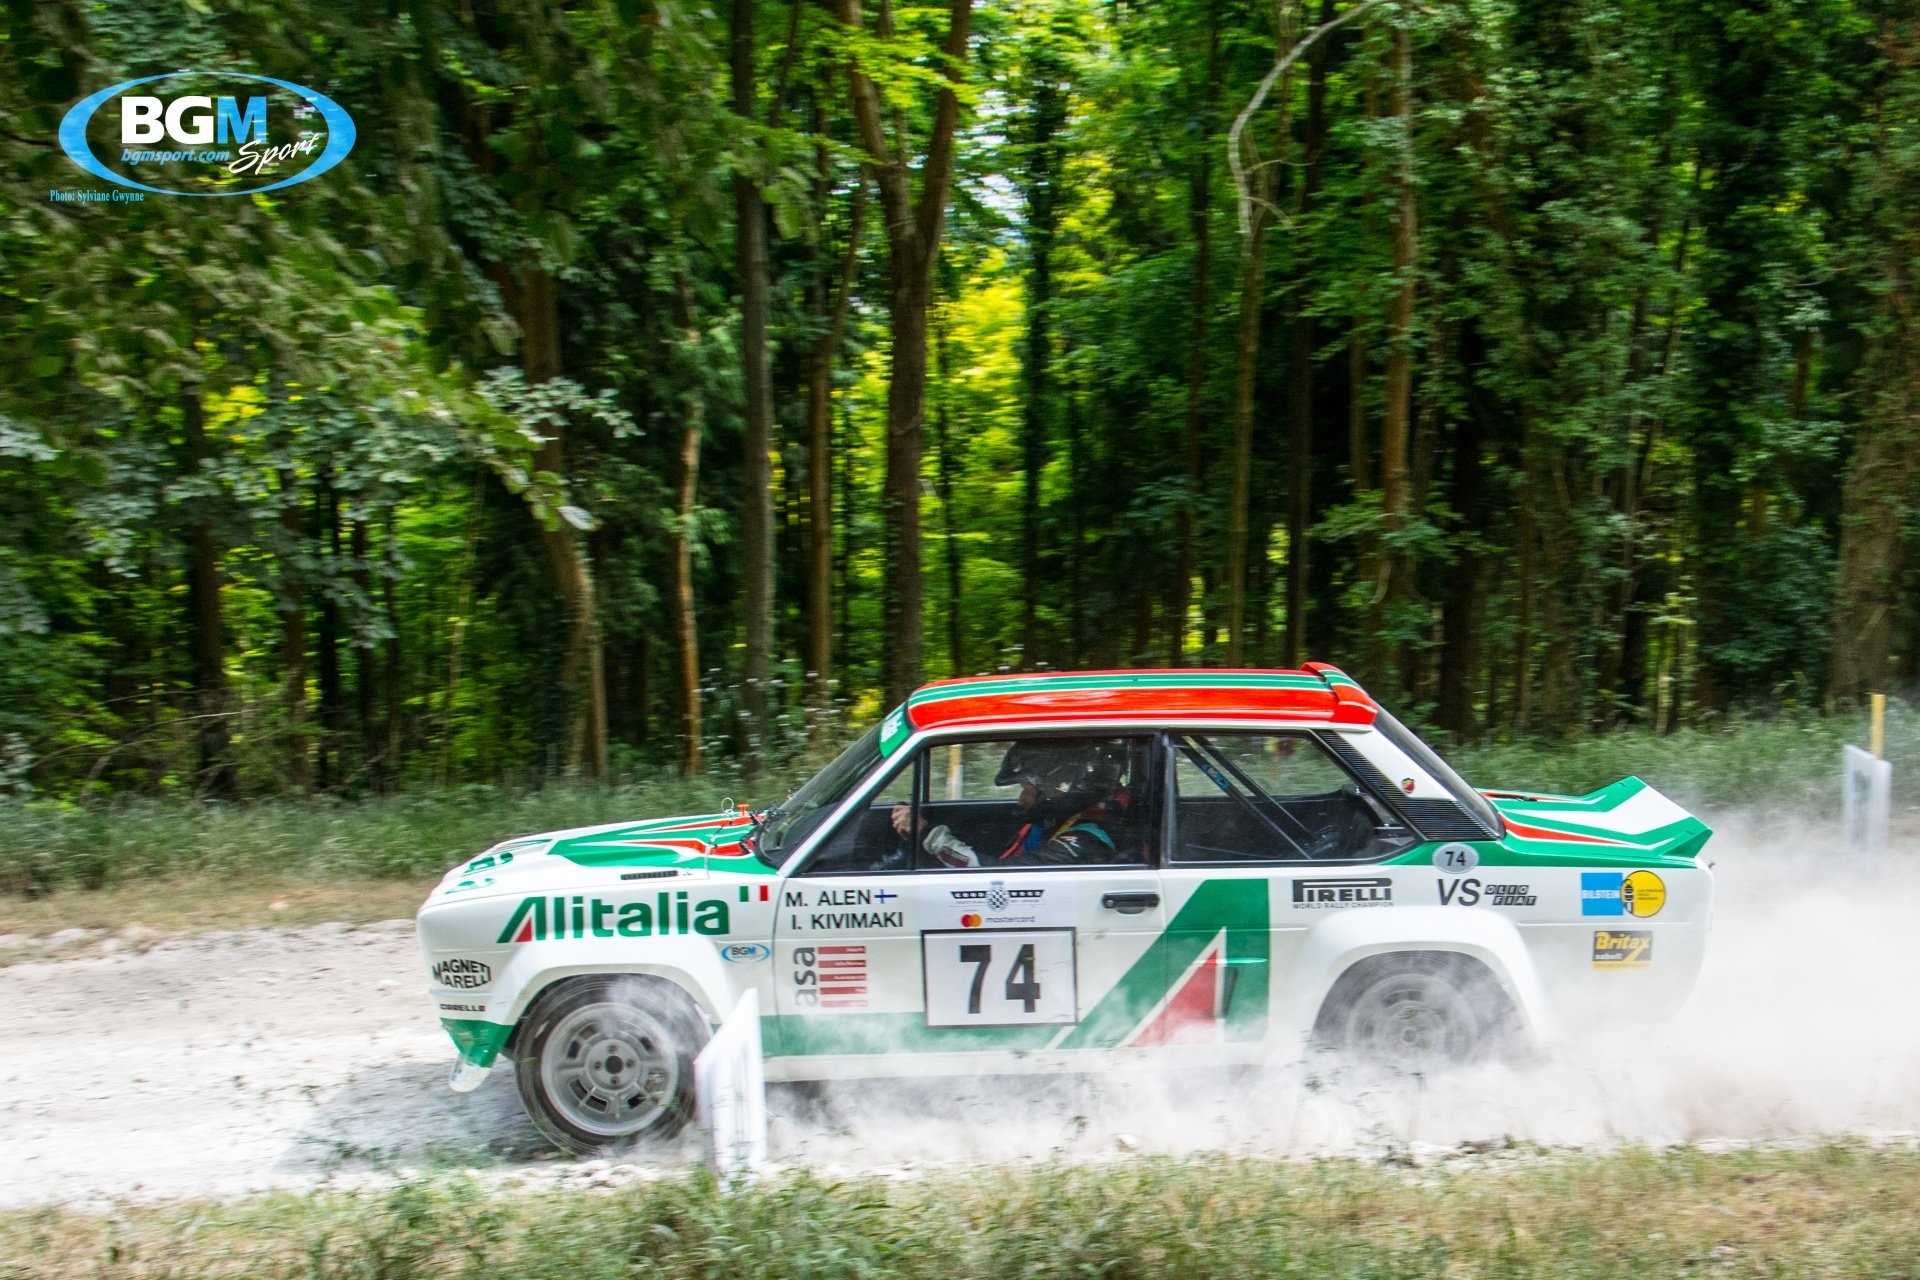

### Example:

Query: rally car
xmin=417 ymin=664 xmax=1713 ymax=1154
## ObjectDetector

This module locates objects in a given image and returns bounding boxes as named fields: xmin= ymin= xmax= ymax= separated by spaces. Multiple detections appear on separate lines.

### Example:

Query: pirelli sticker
xmin=1591 ymin=929 xmax=1652 ymax=970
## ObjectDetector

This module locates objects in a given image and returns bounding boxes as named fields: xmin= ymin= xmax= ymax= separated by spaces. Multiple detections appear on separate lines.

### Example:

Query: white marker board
xmin=694 ymin=988 xmax=766 ymax=1177
xmin=1843 ymin=743 xmax=1891 ymax=856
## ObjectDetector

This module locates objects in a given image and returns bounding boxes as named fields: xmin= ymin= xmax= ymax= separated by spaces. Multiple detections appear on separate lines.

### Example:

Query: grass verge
xmin=5 ymin=1144 xmax=1919 ymax=1279
xmin=0 ymin=873 xmax=435 ymax=959
xmin=0 ymin=707 xmax=1903 ymax=909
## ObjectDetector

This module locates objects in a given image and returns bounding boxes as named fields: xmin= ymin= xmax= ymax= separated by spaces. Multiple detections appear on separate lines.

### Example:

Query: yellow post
xmin=1871 ymin=693 xmax=1886 ymax=760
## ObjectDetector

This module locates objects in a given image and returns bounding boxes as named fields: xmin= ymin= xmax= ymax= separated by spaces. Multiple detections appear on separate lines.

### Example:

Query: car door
xmin=1156 ymin=729 xmax=1416 ymax=1050
xmin=770 ymin=733 xmax=1168 ymax=1072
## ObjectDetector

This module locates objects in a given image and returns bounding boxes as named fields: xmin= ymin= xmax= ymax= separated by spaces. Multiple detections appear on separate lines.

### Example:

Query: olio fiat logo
xmin=58 ymin=71 xmax=356 ymax=197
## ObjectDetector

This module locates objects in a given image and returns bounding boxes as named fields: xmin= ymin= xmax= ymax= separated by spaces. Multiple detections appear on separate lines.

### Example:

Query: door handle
xmin=1101 ymin=892 xmax=1160 ymax=914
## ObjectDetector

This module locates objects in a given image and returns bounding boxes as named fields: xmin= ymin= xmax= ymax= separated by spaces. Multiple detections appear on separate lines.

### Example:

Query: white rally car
xmin=417 ymin=665 xmax=1712 ymax=1154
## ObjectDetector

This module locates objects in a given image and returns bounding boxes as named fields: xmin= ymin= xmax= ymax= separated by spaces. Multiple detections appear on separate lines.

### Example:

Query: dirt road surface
xmin=4 ymin=818 xmax=1919 ymax=1207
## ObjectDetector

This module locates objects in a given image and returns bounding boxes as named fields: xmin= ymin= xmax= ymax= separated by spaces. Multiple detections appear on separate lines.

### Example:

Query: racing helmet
xmin=995 ymin=739 xmax=1127 ymax=815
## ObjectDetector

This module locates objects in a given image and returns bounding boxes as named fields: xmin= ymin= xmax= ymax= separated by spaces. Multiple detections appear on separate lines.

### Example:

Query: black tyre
xmin=513 ymin=976 xmax=709 ymax=1155
xmin=1313 ymin=952 xmax=1518 ymax=1072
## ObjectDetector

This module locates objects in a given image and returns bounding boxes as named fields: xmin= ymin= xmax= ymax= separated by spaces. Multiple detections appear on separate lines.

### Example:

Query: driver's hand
xmin=890 ymin=803 xmax=913 ymax=838
xmin=923 ymin=825 xmax=980 ymax=868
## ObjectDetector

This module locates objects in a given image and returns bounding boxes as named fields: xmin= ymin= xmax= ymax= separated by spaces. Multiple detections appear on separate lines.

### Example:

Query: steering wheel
xmin=1299 ymin=785 xmax=1374 ymax=860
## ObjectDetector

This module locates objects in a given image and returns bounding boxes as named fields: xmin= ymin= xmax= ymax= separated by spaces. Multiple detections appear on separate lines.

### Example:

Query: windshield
xmin=1370 ymin=708 xmax=1504 ymax=837
xmin=755 ymin=722 xmax=886 ymax=863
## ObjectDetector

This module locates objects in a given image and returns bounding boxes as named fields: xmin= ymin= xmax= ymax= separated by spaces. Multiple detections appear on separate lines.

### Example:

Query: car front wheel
xmin=1313 ymin=952 xmax=1516 ymax=1072
xmin=513 ymin=976 xmax=708 ymax=1155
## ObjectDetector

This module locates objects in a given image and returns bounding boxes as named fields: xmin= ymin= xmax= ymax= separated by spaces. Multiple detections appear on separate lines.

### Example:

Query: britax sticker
xmin=1592 ymin=930 xmax=1653 ymax=969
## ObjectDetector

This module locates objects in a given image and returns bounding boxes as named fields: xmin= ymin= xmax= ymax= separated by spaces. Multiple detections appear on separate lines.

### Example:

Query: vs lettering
xmin=1437 ymin=877 xmax=1481 ymax=906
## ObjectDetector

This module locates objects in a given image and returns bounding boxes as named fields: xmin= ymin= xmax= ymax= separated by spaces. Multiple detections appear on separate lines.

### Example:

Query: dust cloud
xmin=777 ymin=813 xmax=1920 ymax=1169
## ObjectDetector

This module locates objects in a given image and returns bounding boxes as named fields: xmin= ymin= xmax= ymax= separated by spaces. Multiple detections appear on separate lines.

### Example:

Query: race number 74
xmin=923 ymin=929 xmax=1076 ymax=1027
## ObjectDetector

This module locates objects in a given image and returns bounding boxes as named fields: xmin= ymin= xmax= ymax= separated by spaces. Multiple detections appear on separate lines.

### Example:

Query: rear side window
xmin=1170 ymin=732 xmax=1414 ymax=864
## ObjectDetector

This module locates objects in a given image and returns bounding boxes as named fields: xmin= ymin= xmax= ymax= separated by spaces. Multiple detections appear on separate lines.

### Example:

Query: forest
xmin=0 ymin=0 xmax=1916 ymax=798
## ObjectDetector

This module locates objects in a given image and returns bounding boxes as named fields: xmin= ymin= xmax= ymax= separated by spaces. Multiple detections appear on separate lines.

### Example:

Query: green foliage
xmin=11 ymin=1146 xmax=1920 ymax=1279
xmin=0 ymin=0 xmax=1915 ymax=801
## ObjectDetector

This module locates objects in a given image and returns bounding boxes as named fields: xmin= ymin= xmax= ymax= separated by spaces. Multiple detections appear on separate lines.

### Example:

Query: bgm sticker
xmin=1580 ymin=869 xmax=1666 ymax=918
xmin=1591 ymin=930 xmax=1653 ymax=969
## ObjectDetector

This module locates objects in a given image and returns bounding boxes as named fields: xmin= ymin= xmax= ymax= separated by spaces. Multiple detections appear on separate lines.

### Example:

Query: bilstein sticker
xmin=59 ymin=71 xmax=356 ymax=197
xmin=1581 ymin=870 xmax=1666 ymax=918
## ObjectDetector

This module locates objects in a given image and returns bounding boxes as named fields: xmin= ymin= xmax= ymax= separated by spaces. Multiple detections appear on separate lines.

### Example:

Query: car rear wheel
xmin=514 ymin=977 xmax=707 ymax=1155
xmin=1314 ymin=952 xmax=1516 ymax=1072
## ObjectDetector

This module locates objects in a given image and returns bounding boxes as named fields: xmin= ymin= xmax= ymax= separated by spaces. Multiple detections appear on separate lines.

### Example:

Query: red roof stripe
xmin=903 ymin=668 xmax=1376 ymax=734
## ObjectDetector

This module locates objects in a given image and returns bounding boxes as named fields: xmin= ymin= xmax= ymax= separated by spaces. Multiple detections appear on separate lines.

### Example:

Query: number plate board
xmin=921 ymin=928 xmax=1078 ymax=1027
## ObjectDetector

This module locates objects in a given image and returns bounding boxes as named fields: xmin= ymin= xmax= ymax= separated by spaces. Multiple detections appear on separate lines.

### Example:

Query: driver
xmin=891 ymin=740 xmax=1129 ymax=868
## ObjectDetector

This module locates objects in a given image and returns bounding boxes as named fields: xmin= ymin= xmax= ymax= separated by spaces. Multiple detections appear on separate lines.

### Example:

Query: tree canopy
xmin=1 ymin=0 xmax=1916 ymax=797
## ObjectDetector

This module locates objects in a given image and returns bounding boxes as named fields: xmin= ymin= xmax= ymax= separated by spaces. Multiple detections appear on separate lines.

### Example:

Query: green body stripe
xmin=1058 ymin=877 xmax=1269 ymax=1049
xmin=764 ymin=1014 xmax=1057 ymax=1057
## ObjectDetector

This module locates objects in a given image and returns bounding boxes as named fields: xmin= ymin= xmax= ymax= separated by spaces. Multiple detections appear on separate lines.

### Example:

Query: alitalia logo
xmin=497 ymin=893 xmax=731 ymax=943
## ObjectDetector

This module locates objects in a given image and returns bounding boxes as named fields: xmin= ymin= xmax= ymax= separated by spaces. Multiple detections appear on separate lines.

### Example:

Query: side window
xmin=912 ymin=735 xmax=1156 ymax=870
xmin=801 ymin=755 xmax=920 ymax=875
xmin=1171 ymin=733 xmax=1408 ymax=864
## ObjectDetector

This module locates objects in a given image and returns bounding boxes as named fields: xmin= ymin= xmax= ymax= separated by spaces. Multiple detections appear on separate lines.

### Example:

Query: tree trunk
xmin=671 ymin=277 xmax=707 ymax=772
xmin=1830 ymin=263 xmax=1919 ymax=700
xmin=1284 ymin=0 xmax=1333 ymax=669
xmin=316 ymin=470 xmax=344 ymax=791
xmin=836 ymin=0 xmax=976 ymax=706
xmin=671 ymin=416 xmax=704 ymax=773
xmin=180 ymin=393 xmax=234 ymax=799
xmin=1377 ymin=23 xmax=1417 ymax=665
xmin=1020 ymin=241 xmax=1052 ymax=671
xmin=276 ymin=463 xmax=309 ymax=790
xmin=383 ymin=510 xmax=404 ymax=785
xmin=1436 ymin=399 xmax=1485 ymax=737
xmin=352 ymin=516 xmax=376 ymax=786
xmin=806 ymin=151 xmax=864 ymax=707
xmin=1514 ymin=409 xmax=1536 ymax=730
xmin=734 ymin=0 xmax=775 ymax=758
xmin=1225 ymin=71 xmax=1285 ymax=667
xmin=1174 ymin=9 xmax=1223 ymax=668
xmin=1017 ymin=23 xmax=1069 ymax=670
xmin=1349 ymin=330 xmax=1371 ymax=492
xmin=936 ymin=289 xmax=965 ymax=676
xmin=519 ymin=268 xmax=609 ymax=778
